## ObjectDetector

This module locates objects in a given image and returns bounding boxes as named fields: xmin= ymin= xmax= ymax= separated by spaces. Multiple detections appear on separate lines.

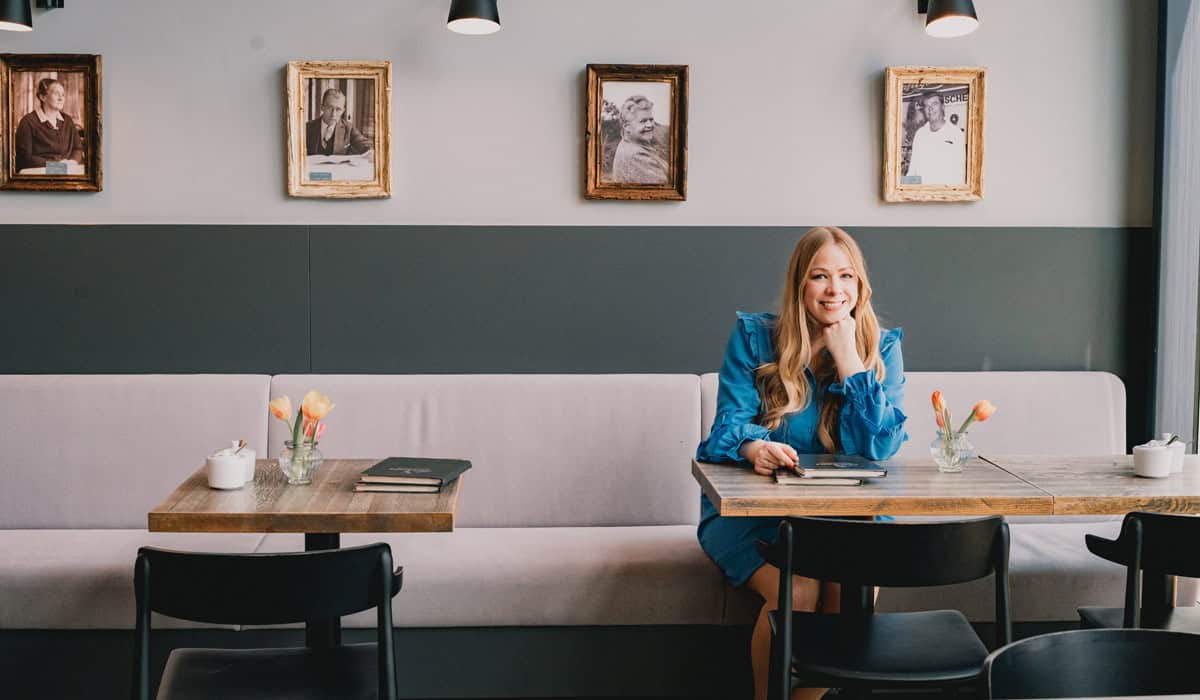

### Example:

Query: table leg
xmin=840 ymin=582 xmax=873 ymax=616
xmin=305 ymin=533 xmax=341 ymax=648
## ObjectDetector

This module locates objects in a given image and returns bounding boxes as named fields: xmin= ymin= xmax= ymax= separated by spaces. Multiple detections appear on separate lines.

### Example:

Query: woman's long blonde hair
xmin=755 ymin=226 xmax=885 ymax=452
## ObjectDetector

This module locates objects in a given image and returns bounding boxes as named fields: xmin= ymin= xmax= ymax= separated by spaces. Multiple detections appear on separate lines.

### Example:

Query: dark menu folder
xmin=359 ymin=457 xmax=472 ymax=488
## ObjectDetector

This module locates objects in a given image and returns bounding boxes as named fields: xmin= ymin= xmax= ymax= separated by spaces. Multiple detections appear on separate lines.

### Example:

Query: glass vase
xmin=279 ymin=440 xmax=324 ymax=485
xmin=930 ymin=433 xmax=974 ymax=473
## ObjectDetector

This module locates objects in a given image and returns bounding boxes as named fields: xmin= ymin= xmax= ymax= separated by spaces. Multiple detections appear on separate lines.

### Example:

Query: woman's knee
xmin=745 ymin=564 xmax=821 ymax=612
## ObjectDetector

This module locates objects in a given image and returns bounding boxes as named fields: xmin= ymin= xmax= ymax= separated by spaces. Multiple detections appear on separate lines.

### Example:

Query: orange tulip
xmin=931 ymin=391 xmax=946 ymax=413
xmin=301 ymin=390 xmax=335 ymax=422
xmin=268 ymin=396 xmax=292 ymax=423
xmin=973 ymin=400 xmax=996 ymax=422
xmin=935 ymin=413 xmax=945 ymax=429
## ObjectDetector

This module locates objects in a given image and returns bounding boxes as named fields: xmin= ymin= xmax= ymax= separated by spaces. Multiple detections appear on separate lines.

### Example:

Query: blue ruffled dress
xmin=696 ymin=312 xmax=908 ymax=586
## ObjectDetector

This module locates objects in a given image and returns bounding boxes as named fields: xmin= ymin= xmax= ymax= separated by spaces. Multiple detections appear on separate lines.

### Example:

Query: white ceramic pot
xmin=207 ymin=452 xmax=245 ymax=489
xmin=1133 ymin=445 xmax=1171 ymax=478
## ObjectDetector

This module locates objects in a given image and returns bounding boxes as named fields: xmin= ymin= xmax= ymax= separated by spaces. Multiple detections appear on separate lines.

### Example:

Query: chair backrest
xmin=758 ymin=516 xmax=1009 ymax=588
xmin=134 ymin=543 xmax=400 ymax=626
xmin=984 ymin=629 xmax=1200 ymax=698
xmin=1087 ymin=511 xmax=1200 ymax=578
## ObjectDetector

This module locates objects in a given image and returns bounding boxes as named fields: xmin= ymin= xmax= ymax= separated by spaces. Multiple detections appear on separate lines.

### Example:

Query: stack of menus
xmin=774 ymin=454 xmax=887 ymax=487
xmin=355 ymin=457 xmax=472 ymax=493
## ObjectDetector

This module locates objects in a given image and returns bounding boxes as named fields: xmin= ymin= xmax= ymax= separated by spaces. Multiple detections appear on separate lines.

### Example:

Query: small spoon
xmin=1166 ymin=434 xmax=1180 ymax=445
xmin=234 ymin=439 xmax=247 ymax=454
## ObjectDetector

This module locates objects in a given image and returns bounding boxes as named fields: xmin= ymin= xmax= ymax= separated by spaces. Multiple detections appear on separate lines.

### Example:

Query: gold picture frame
xmin=884 ymin=65 xmax=985 ymax=202
xmin=286 ymin=60 xmax=391 ymax=199
xmin=585 ymin=64 xmax=687 ymax=201
xmin=1 ymin=54 xmax=102 ymax=192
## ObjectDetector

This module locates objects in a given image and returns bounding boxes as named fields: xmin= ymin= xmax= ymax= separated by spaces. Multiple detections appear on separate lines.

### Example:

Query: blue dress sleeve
xmin=696 ymin=314 xmax=772 ymax=464
xmin=828 ymin=328 xmax=908 ymax=461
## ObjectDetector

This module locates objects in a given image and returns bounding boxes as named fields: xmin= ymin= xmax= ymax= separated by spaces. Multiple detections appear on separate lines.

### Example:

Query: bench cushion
xmin=0 ymin=375 xmax=271 ymax=529
xmin=0 ymin=530 xmax=265 ymax=629
xmin=255 ymin=526 xmax=726 ymax=627
xmin=268 ymin=375 xmax=703 ymax=527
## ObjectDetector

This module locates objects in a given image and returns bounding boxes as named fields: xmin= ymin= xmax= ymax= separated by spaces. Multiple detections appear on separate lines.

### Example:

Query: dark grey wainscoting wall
xmin=0 ymin=225 xmax=1154 ymax=441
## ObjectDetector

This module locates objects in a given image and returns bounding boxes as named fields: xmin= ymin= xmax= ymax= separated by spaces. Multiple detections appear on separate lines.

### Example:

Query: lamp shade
xmin=447 ymin=0 xmax=499 ymax=35
xmin=0 ymin=0 xmax=32 ymax=32
xmin=925 ymin=0 xmax=978 ymax=38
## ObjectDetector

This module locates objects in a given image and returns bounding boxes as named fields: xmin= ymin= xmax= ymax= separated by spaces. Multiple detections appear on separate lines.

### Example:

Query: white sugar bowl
xmin=207 ymin=448 xmax=245 ymax=490
xmin=1133 ymin=444 xmax=1171 ymax=478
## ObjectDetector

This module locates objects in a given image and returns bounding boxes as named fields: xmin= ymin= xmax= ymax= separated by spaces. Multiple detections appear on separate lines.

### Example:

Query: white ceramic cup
xmin=1133 ymin=445 xmax=1171 ymax=478
xmin=240 ymin=448 xmax=257 ymax=483
xmin=207 ymin=452 xmax=245 ymax=489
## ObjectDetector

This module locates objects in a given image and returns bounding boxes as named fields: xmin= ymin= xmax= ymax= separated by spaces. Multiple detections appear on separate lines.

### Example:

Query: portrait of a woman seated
xmin=15 ymin=77 xmax=85 ymax=174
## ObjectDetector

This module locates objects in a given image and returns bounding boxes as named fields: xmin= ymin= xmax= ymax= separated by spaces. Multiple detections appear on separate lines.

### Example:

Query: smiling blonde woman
xmin=695 ymin=226 xmax=908 ymax=700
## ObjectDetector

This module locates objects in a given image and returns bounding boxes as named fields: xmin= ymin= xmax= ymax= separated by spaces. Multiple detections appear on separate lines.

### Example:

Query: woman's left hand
xmin=823 ymin=317 xmax=866 ymax=380
xmin=822 ymin=317 xmax=857 ymax=361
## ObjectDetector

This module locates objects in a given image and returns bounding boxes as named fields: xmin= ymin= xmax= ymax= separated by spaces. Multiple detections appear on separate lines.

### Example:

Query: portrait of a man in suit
xmin=305 ymin=87 xmax=372 ymax=158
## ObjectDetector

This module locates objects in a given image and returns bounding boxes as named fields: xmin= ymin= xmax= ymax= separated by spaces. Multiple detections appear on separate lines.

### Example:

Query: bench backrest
xmin=700 ymin=371 xmax=1126 ymax=456
xmin=268 ymin=374 xmax=703 ymax=527
xmin=0 ymin=375 xmax=270 ymax=529
xmin=0 ymin=371 xmax=1123 ymax=530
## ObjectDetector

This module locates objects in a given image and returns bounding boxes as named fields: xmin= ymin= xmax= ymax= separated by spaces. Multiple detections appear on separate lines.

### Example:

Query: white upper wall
xmin=0 ymin=0 xmax=1155 ymax=226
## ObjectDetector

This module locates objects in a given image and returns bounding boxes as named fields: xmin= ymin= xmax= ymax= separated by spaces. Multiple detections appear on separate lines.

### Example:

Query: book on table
xmin=793 ymin=454 xmax=887 ymax=478
xmin=354 ymin=482 xmax=441 ymax=494
xmin=775 ymin=471 xmax=863 ymax=486
xmin=357 ymin=456 xmax=472 ymax=492
xmin=773 ymin=454 xmax=888 ymax=486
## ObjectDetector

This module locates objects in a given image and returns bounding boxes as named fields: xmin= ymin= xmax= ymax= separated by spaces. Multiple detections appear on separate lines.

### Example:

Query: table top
xmin=693 ymin=456 xmax=1054 ymax=517
xmin=148 ymin=459 xmax=459 ymax=533
xmin=983 ymin=454 xmax=1200 ymax=515
xmin=695 ymin=454 xmax=1200 ymax=517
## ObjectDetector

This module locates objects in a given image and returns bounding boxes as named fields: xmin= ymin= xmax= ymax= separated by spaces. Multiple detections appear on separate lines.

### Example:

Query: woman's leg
xmin=744 ymin=564 xmax=827 ymax=700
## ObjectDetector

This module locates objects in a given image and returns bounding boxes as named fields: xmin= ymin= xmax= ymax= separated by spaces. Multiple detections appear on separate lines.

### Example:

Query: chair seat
xmin=773 ymin=610 xmax=989 ymax=685
xmin=157 ymin=643 xmax=382 ymax=700
xmin=1078 ymin=605 xmax=1200 ymax=632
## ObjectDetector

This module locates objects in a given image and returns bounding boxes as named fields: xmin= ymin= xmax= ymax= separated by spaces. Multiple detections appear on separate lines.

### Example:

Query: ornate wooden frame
xmin=585 ymin=64 xmax=687 ymax=201
xmin=286 ymin=60 xmax=391 ymax=199
xmin=0 ymin=54 xmax=102 ymax=192
xmin=884 ymin=65 xmax=986 ymax=202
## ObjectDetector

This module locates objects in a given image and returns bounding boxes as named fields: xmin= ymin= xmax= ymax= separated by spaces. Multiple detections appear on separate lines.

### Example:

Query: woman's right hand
xmin=740 ymin=440 xmax=799 ymax=475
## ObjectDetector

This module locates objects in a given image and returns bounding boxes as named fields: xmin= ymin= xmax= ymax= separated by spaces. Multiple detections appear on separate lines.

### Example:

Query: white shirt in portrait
xmin=907 ymin=121 xmax=966 ymax=185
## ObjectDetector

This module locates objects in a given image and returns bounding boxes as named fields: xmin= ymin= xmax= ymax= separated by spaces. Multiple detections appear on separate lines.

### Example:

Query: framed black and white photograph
xmin=585 ymin=64 xmax=687 ymax=201
xmin=287 ymin=60 xmax=391 ymax=199
xmin=1 ymin=54 xmax=102 ymax=192
xmin=884 ymin=66 xmax=985 ymax=202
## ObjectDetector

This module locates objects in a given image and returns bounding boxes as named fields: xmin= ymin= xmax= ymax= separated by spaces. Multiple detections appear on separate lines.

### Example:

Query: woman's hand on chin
xmin=822 ymin=316 xmax=857 ymax=358
xmin=823 ymin=317 xmax=867 ymax=380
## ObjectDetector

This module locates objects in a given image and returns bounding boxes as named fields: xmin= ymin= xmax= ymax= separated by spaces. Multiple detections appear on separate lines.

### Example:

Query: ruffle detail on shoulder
xmin=735 ymin=311 xmax=776 ymax=366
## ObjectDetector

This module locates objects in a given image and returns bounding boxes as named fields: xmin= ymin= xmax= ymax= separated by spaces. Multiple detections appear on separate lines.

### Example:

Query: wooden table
xmin=149 ymin=458 xmax=461 ymax=646
xmin=694 ymin=454 xmax=1200 ymax=616
xmin=693 ymin=455 xmax=1055 ymax=517
xmin=981 ymin=454 xmax=1200 ymax=515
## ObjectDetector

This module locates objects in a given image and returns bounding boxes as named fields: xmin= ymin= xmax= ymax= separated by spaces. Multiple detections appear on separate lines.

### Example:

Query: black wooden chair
xmin=132 ymin=543 xmax=402 ymax=700
xmin=983 ymin=628 xmax=1200 ymax=698
xmin=1078 ymin=511 xmax=1200 ymax=631
xmin=757 ymin=516 xmax=1010 ymax=699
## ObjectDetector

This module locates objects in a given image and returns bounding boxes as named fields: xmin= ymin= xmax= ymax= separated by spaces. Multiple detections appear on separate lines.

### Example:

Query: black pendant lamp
xmin=921 ymin=0 xmax=979 ymax=38
xmin=447 ymin=0 xmax=500 ymax=35
xmin=0 ymin=0 xmax=33 ymax=32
